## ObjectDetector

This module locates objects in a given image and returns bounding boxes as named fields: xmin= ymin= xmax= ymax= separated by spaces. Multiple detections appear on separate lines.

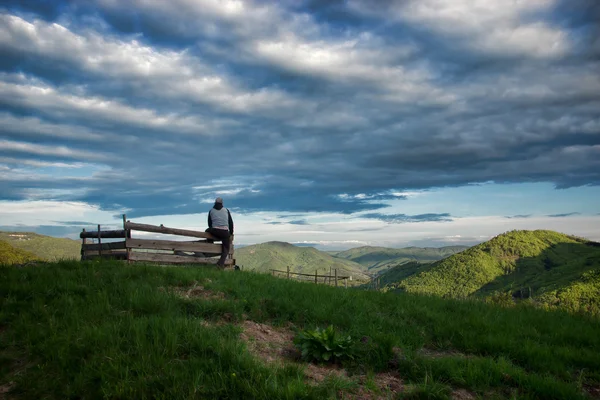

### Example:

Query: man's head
xmin=215 ymin=197 xmax=223 ymax=204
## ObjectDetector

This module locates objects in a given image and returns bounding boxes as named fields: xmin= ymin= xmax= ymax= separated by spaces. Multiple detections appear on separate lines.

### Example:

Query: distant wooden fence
xmin=80 ymin=215 xmax=235 ymax=267
xmin=271 ymin=267 xmax=352 ymax=288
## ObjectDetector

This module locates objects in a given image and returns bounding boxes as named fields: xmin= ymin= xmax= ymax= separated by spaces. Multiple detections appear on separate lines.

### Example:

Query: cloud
xmin=547 ymin=212 xmax=581 ymax=217
xmin=0 ymin=1 xmax=599 ymax=220
xmin=361 ymin=213 xmax=452 ymax=223
xmin=505 ymin=214 xmax=533 ymax=219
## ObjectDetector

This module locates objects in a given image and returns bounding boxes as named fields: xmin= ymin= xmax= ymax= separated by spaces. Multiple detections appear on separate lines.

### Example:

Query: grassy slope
xmin=391 ymin=230 xmax=600 ymax=316
xmin=1 ymin=261 xmax=599 ymax=399
xmin=378 ymin=261 xmax=434 ymax=287
xmin=0 ymin=240 xmax=41 ymax=265
xmin=334 ymin=245 xmax=469 ymax=275
xmin=0 ymin=231 xmax=80 ymax=261
xmin=235 ymin=241 xmax=369 ymax=281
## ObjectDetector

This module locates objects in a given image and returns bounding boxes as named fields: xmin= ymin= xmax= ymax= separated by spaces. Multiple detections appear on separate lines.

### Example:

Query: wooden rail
xmin=271 ymin=267 xmax=351 ymax=288
xmin=80 ymin=215 xmax=234 ymax=267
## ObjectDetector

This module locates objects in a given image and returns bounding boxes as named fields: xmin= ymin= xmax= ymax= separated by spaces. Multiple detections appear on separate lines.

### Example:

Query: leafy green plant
xmin=293 ymin=325 xmax=354 ymax=362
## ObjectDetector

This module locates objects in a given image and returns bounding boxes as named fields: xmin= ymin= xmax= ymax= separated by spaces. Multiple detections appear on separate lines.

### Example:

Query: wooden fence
xmin=271 ymin=267 xmax=352 ymax=288
xmin=80 ymin=215 xmax=235 ymax=267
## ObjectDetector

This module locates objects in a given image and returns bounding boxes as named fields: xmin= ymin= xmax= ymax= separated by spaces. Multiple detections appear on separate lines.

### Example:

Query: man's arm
xmin=208 ymin=210 xmax=213 ymax=229
xmin=228 ymin=209 xmax=234 ymax=234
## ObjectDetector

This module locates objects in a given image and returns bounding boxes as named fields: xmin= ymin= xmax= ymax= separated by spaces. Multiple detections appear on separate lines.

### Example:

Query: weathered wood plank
xmin=84 ymin=249 xmax=127 ymax=257
xmin=125 ymin=221 xmax=220 ymax=240
xmin=80 ymin=229 xmax=126 ymax=239
xmin=83 ymin=253 xmax=128 ymax=260
xmin=129 ymin=252 xmax=234 ymax=265
xmin=125 ymin=238 xmax=228 ymax=254
xmin=83 ymin=241 xmax=126 ymax=251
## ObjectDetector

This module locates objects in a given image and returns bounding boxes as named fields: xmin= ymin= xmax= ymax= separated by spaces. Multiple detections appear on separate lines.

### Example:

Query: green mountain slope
xmin=1 ymin=261 xmax=599 ymax=399
xmin=388 ymin=230 xmax=600 ymax=316
xmin=334 ymin=245 xmax=469 ymax=274
xmin=0 ymin=231 xmax=80 ymax=261
xmin=235 ymin=241 xmax=369 ymax=281
xmin=0 ymin=240 xmax=41 ymax=265
xmin=378 ymin=261 xmax=434 ymax=287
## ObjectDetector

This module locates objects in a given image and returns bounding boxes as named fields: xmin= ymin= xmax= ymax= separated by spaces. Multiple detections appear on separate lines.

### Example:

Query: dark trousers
xmin=205 ymin=228 xmax=231 ymax=266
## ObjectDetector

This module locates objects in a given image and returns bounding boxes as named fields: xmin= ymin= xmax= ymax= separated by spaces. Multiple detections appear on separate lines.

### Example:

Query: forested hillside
xmin=0 ymin=231 xmax=80 ymax=261
xmin=235 ymin=241 xmax=369 ymax=281
xmin=385 ymin=230 xmax=600 ymax=316
xmin=334 ymin=245 xmax=468 ymax=275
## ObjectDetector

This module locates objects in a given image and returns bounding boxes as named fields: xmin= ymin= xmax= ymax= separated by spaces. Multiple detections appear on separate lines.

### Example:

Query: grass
xmin=1 ymin=260 xmax=599 ymax=399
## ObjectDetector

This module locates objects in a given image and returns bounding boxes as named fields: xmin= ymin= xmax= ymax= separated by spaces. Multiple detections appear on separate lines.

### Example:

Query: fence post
xmin=123 ymin=214 xmax=131 ymax=263
xmin=81 ymin=228 xmax=86 ymax=261
xmin=287 ymin=265 xmax=290 ymax=279
xmin=272 ymin=269 xmax=275 ymax=277
xmin=329 ymin=267 xmax=332 ymax=285
xmin=344 ymin=278 xmax=347 ymax=289
xmin=97 ymin=224 xmax=102 ymax=258
xmin=335 ymin=269 xmax=338 ymax=287
xmin=315 ymin=270 xmax=318 ymax=284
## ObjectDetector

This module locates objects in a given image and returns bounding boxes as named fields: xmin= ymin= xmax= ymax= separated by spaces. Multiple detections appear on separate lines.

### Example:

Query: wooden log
xmin=125 ymin=221 xmax=218 ymax=240
xmin=126 ymin=238 xmax=228 ymax=254
xmin=128 ymin=252 xmax=234 ymax=265
xmin=80 ymin=230 xmax=127 ymax=239
xmin=83 ymin=241 xmax=126 ymax=251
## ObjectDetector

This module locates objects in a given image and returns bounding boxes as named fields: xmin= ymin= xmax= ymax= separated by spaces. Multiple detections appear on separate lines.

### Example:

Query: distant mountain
xmin=334 ymin=245 xmax=469 ymax=275
xmin=0 ymin=231 xmax=80 ymax=261
xmin=385 ymin=230 xmax=600 ymax=316
xmin=0 ymin=240 xmax=42 ymax=265
xmin=235 ymin=241 xmax=370 ymax=281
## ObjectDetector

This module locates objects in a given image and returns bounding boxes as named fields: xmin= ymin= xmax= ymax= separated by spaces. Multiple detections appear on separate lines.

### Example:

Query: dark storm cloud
xmin=0 ymin=0 xmax=599 ymax=218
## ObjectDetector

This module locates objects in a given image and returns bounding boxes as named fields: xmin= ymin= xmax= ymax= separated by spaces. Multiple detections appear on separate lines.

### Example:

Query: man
xmin=206 ymin=197 xmax=234 ymax=267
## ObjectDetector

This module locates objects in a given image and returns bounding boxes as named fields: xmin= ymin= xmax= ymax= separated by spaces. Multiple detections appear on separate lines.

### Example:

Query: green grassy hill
xmin=0 ymin=231 xmax=80 ymax=261
xmin=1 ymin=261 xmax=599 ymax=399
xmin=388 ymin=230 xmax=600 ymax=316
xmin=235 ymin=242 xmax=369 ymax=281
xmin=0 ymin=240 xmax=41 ymax=265
xmin=334 ymin=245 xmax=469 ymax=275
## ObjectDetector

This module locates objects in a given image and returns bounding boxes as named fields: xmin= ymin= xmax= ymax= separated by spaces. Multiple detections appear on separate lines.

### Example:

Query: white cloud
xmin=350 ymin=0 xmax=569 ymax=58
xmin=0 ymin=14 xmax=304 ymax=115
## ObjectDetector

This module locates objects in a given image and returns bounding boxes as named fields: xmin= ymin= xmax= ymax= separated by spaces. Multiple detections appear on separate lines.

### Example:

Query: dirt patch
xmin=239 ymin=320 xmax=298 ymax=364
xmin=393 ymin=346 xmax=471 ymax=361
xmin=169 ymin=281 xmax=225 ymax=301
xmin=418 ymin=348 xmax=471 ymax=359
xmin=452 ymin=388 xmax=477 ymax=399
xmin=584 ymin=384 xmax=600 ymax=399
xmin=0 ymin=382 xmax=15 ymax=399
xmin=239 ymin=321 xmax=404 ymax=398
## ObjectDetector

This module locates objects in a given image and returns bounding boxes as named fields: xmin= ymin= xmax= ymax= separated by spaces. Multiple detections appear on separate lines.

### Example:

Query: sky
xmin=0 ymin=0 xmax=599 ymax=249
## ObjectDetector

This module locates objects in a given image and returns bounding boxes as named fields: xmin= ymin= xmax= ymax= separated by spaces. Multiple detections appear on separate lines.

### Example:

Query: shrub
xmin=293 ymin=325 xmax=354 ymax=362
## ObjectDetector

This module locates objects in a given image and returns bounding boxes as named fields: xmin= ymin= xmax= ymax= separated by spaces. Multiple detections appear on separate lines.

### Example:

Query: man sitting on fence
xmin=206 ymin=197 xmax=234 ymax=268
